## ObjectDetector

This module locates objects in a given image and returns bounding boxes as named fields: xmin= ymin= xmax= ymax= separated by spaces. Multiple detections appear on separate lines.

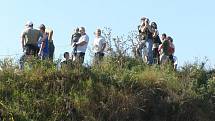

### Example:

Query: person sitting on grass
xmin=61 ymin=52 xmax=73 ymax=69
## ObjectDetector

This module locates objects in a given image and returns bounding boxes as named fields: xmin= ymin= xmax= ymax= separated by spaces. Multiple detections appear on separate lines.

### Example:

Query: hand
xmin=145 ymin=19 xmax=149 ymax=25
xmin=73 ymin=42 xmax=78 ymax=47
xmin=38 ymin=51 xmax=41 ymax=56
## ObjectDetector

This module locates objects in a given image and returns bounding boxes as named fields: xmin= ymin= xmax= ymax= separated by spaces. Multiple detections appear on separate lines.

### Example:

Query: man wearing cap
xmin=21 ymin=21 xmax=44 ymax=56
xmin=92 ymin=28 xmax=106 ymax=64
xmin=19 ymin=21 xmax=44 ymax=69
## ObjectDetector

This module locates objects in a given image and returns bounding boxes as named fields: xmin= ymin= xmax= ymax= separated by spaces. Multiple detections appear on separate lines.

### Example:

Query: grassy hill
xmin=0 ymin=57 xmax=215 ymax=121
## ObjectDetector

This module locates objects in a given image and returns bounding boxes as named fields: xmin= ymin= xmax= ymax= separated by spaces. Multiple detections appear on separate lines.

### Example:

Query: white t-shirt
xmin=93 ymin=36 xmax=106 ymax=53
xmin=76 ymin=34 xmax=89 ymax=53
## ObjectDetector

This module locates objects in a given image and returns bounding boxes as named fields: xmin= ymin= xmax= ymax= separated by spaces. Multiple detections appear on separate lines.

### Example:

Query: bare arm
xmin=46 ymin=28 xmax=53 ymax=41
xmin=153 ymin=29 xmax=158 ymax=38
xmin=140 ymin=25 xmax=147 ymax=33
xmin=38 ymin=34 xmax=46 ymax=54
xmin=76 ymin=35 xmax=88 ymax=46
xmin=48 ymin=29 xmax=53 ymax=41
xmin=76 ymin=41 xmax=87 ymax=46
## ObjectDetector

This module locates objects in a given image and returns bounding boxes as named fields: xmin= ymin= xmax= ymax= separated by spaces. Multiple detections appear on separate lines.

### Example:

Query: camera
xmin=145 ymin=18 xmax=149 ymax=24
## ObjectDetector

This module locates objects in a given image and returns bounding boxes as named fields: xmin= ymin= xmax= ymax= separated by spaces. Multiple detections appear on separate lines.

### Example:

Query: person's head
xmin=79 ymin=27 xmax=85 ymax=35
xmin=75 ymin=27 xmax=79 ymax=33
xmin=140 ymin=17 xmax=146 ymax=25
xmin=25 ymin=21 xmax=33 ymax=28
xmin=94 ymin=28 xmax=101 ymax=37
xmin=161 ymin=33 xmax=167 ymax=40
xmin=167 ymin=36 xmax=173 ymax=42
xmin=64 ymin=52 xmax=70 ymax=60
xmin=151 ymin=22 xmax=157 ymax=29
xmin=39 ymin=24 xmax=46 ymax=33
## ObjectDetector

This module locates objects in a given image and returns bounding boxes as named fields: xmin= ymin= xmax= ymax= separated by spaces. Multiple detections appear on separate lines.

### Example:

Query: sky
xmin=0 ymin=0 xmax=214 ymax=68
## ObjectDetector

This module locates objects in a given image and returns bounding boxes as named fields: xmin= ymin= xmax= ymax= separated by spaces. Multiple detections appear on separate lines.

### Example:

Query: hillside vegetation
xmin=0 ymin=56 xmax=215 ymax=121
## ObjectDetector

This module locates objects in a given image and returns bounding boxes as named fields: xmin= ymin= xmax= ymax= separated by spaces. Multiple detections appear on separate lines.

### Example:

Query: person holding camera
xmin=138 ymin=17 xmax=154 ymax=64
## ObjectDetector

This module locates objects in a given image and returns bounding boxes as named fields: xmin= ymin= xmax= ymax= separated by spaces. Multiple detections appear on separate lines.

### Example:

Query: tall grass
xmin=1 ymin=29 xmax=215 ymax=120
xmin=0 ymin=57 xmax=215 ymax=121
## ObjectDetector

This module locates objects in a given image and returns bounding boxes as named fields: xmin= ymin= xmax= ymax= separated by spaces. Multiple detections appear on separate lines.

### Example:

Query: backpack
xmin=159 ymin=40 xmax=174 ymax=56
xmin=168 ymin=42 xmax=175 ymax=55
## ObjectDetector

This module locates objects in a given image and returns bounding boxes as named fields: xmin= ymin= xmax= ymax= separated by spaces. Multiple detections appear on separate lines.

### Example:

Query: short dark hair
xmin=75 ymin=28 xmax=79 ymax=32
xmin=39 ymin=24 xmax=46 ymax=31
xmin=162 ymin=33 xmax=167 ymax=38
xmin=64 ymin=52 xmax=69 ymax=58
xmin=167 ymin=36 xmax=173 ymax=42
xmin=141 ymin=17 xmax=146 ymax=21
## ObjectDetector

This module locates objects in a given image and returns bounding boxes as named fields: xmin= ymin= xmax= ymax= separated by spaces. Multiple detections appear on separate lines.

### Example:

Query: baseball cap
xmin=141 ymin=17 xmax=147 ymax=21
xmin=39 ymin=24 xmax=46 ymax=30
xmin=25 ymin=21 xmax=33 ymax=27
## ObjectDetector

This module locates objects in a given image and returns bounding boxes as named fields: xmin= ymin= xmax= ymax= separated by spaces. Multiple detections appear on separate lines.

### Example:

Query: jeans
xmin=153 ymin=48 xmax=160 ymax=64
xmin=49 ymin=42 xmax=55 ymax=60
xmin=146 ymin=38 xmax=153 ymax=64
xmin=136 ymin=40 xmax=146 ymax=58
xmin=40 ymin=52 xmax=49 ymax=60
xmin=94 ymin=52 xmax=104 ymax=64
xmin=75 ymin=52 xmax=85 ymax=64
xmin=25 ymin=44 xmax=39 ymax=56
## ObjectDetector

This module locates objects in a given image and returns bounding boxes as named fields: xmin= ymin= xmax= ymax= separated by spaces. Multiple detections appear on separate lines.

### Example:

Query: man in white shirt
xmin=92 ymin=29 xmax=106 ymax=64
xmin=73 ymin=27 xmax=89 ymax=64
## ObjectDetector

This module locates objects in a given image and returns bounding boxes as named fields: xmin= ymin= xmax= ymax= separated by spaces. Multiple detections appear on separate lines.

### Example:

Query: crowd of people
xmin=136 ymin=17 xmax=177 ymax=69
xmin=20 ymin=21 xmax=107 ymax=69
xmin=20 ymin=17 xmax=177 ymax=70
xmin=20 ymin=21 xmax=55 ymax=69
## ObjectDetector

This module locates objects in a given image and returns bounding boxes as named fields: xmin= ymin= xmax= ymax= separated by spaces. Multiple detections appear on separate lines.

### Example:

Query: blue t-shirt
xmin=38 ymin=35 xmax=49 ymax=56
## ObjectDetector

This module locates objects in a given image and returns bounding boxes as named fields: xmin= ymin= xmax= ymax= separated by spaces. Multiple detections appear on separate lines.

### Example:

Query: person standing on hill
xmin=72 ymin=27 xmax=89 ymax=64
xmin=45 ymin=27 xmax=55 ymax=61
xmin=38 ymin=24 xmax=49 ymax=60
xmin=151 ymin=22 xmax=162 ymax=64
xmin=71 ymin=28 xmax=81 ymax=60
xmin=92 ymin=28 xmax=106 ymax=64
xmin=138 ymin=17 xmax=154 ymax=64
xmin=21 ymin=21 xmax=44 ymax=56
xmin=161 ymin=33 xmax=167 ymax=43
xmin=167 ymin=36 xmax=175 ymax=67
xmin=158 ymin=34 xmax=169 ymax=64
xmin=20 ymin=21 xmax=44 ymax=69
xmin=158 ymin=35 xmax=175 ymax=65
